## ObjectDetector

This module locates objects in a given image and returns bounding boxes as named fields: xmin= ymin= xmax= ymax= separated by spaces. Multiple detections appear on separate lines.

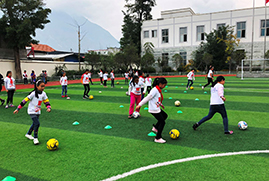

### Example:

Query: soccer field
xmin=0 ymin=76 xmax=269 ymax=181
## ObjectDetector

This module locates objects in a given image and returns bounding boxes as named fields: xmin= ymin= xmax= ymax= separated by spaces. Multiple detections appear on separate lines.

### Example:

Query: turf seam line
xmin=101 ymin=150 xmax=269 ymax=181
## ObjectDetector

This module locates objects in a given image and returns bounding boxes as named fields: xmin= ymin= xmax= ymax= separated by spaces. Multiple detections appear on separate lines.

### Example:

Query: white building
xmin=90 ymin=47 xmax=120 ymax=55
xmin=141 ymin=6 xmax=269 ymax=68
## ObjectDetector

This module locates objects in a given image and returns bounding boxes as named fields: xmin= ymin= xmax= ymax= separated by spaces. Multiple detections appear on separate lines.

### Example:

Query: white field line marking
xmin=102 ymin=150 xmax=269 ymax=181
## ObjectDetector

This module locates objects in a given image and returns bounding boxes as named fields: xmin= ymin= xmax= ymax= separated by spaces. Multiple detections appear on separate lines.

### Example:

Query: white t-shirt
xmin=88 ymin=73 xmax=92 ymax=78
xmin=207 ymin=70 xmax=213 ymax=78
xmin=81 ymin=73 xmax=89 ymax=84
xmin=110 ymin=72 xmax=115 ymax=79
xmin=23 ymin=73 xmax=27 ymax=78
xmin=145 ymin=77 xmax=152 ymax=86
xmin=124 ymin=73 xmax=129 ymax=78
xmin=4 ymin=77 xmax=15 ymax=90
xmin=103 ymin=73 xmax=108 ymax=80
xmin=60 ymin=76 xmax=68 ymax=86
xmin=99 ymin=71 xmax=103 ymax=78
xmin=27 ymin=91 xmax=49 ymax=115
xmin=139 ymin=76 xmax=145 ymax=88
xmin=210 ymin=83 xmax=224 ymax=105
xmin=139 ymin=87 xmax=162 ymax=113
xmin=187 ymin=71 xmax=195 ymax=80
xmin=128 ymin=82 xmax=146 ymax=95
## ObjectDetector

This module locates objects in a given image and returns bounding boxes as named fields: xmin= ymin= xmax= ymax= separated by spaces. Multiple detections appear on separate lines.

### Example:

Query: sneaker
xmin=65 ymin=95 xmax=68 ymax=97
xmin=225 ymin=130 xmax=234 ymax=135
xmin=33 ymin=138 xmax=39 ymax=145
xmin=154 ymin=138 xmax=166 ymax=143
xmin=61 ymin=95 xmax=65 ymax=98
xmin=1 ymin=100 xmax=5 ymax=106
xmin=202 ymin=86 xmax=204 ymax=90
xmin=5 ymin=105 xmax=9 ymax=109
xmin=152 ymin=126 xmax=158 ymax=133
xmin=186 ymin=87 xmax=188 ymax=90
xmin=193 ymin=123 xmax=199 ymax=130
xmin=128 ymin=114 xmax=133 ymax=119
xmin=25 ymin=134 xmax=34 ymax=140
xmin=9 ymin=104 xmax=15 ymax=107
xmin=85 ymin=95 xmax=89 ymax=98
xmin=83 ymin=96 xmax=86 ymax=99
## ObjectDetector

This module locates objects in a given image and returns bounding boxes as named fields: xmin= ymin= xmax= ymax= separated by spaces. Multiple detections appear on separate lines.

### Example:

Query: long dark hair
xmin=6 ymin=71 xmax=11 ymax=77
xmin=152 ymin=77 xmax=167 ymax=87
xmin=212 ymin=76 xmax=225 ymax=87
xmin=30 ymin=80 xmax=44 ymax=98
xmin=130 ymin=75 xmax=139 ymax=86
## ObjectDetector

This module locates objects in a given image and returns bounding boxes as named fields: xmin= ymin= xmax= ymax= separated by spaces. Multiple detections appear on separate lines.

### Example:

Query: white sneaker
xmin=202 ymin=86 xmax=204 ymax=90
xmin=25 ymin=134 xmax=34 ymax=140
xmin=5 ymin=105 xmax=8 ymax=109
xmin=154 ymin=138 xmax=166 ymax=143
xmin=33 ymin=138 xmax=39 ymax=145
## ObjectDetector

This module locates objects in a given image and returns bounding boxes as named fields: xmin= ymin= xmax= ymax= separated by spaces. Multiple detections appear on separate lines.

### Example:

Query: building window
xmin=261 ymin=20 xmax=269 ymax=36
xmin=162 ymin=29 xmax=169 ymax=43
xmin=217 ymin=23 xmax=225 ymax=29
xmin=180 ymin=52 xmax=187 ymax=65
xmin=180 ymin=27 xmax=187 ymax=42
xmin=197 ymin=26 xmax=205 ymax=41
xmin=144 ymin=31 xmax=149 ymax=38
xmin=237 ymin=22 xmax=246 ymax=38
xmin=152 ymin=30 xmax=157 ymax=38
xmin=162 ymin=53 xmax=169 ymax=66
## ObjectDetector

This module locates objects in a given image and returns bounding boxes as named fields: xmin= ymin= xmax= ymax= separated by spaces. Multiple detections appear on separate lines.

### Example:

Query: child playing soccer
xmin=127 ymin=75 xmax=146 ymax=119
xmin=186 ymin=69 xmax=195 ymax=90
xmin=145 ymin=74 xmax=152 ymax=94
xmin=136 ymin=77 xmax=168 ymax=143
xmin=103 ymin=71 xmax=108 ymax=88
xmin=13 ymin=80 xmax=51 ymax=145
xmin=81 ymin=69 xmax=90 ymax=99
xmin=202 ymin=66 xmax=214 ymax=90
xmin=193 ymin=76 xmax=233 ymax=135
xmin=4 ymin=71 xmax=16 ymax=109
xmin=110 ymin=70 xmax=115 ymax=88
xmin=60 ymin=72 xmax=68 ymax=98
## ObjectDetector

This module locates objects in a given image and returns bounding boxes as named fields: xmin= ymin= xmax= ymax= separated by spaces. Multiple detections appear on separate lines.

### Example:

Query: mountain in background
xmin=34 ymin=10 xmax=120 ymax=52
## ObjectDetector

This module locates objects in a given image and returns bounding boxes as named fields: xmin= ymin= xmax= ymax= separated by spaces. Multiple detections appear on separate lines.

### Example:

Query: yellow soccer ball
xmin=169 ymin=129 xmax=180 ymax=139
xmin=190 ymin=86 xmax=194 ymax=90
xmin=47 ymin=138 xmax=59 ymax=151
xmin=89 ymin=95 xmax=94 ymax=99
xmin=175 ymin=100 xmax=181 ymax=107
xmin=116 ymin=82 xmax=119 ymax=84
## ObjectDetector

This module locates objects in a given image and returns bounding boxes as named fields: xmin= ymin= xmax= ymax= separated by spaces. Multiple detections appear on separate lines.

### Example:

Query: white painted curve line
xmin=102 ymin=150 xmax=269 ymax=181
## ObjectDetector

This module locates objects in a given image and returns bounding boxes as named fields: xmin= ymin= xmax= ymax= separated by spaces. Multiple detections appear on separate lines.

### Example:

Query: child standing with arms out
xmin=60 ymin=72 xmax=68 ymax=98
xmin=14 ymin=80 xmax=51 ymax=145
xmin=145 ymin=74 xmax=152 ymax=94
xmin=4 ymin=71 xmax=16 ymax=109
xmin=193 ymin=76 xmax=233 ymax=135
xmin=98 ymin=69 xmax=103 ymax=85
xmin=88 ymin=71 xmax=94 ymax=85
xmin=110 ymin=70 xmax=115 ymax=88
xmin=124 ymin=71 xmax=129 ymax=84
xmin=81 ymin=69 xmax=90 ymax=99
xmin=23 ymin=70 xmax=28 ymax=85
xmin=103 ymin=71 xmax=108 ymax=88
xmin=186 ymin=69 xmax=195 ymax=90
xmin=128 ymin=75 xmax=146 ymax=118
xmin=136 ymin=77 xmax=168 ymax=143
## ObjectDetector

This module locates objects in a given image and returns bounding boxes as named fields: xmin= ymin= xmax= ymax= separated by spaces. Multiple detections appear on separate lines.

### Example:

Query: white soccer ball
xmin=238 ymin=121 xmax=248 ymax=130
xmin=132 ymin=111 xmax=140 ymax=119
xmin=99 ymin=91 xmax=102 ymax=93
xmin=126 ymin=92 xmax=129 ymax=96
xmin=66 ymin=97 xmax=70 ymax=100
xmin=175 ymin=100 xmax=181 ymax=107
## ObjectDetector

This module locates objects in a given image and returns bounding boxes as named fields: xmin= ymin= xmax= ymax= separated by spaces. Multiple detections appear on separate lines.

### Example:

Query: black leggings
xmin=204 ymin=78 xmax=213 ymax=88
xmin=104 ymin=80 xmax=107 ymax=86
xmin=89 ymin=78 xmax=93 ymax=85
xmin=111 ymin=79 xmax=114 ymax=87
xmin=6 ymin=89 xmax=15 ymax=105
xmin=100 ymin=77 xmax=103 ymax=84
xmin=186 ymin=80 xmax=193 ymax=88
xmin=151 ymin=110 xmax=168 ymax=139
xmin=83 ymin=84 xmax=90 ymax=96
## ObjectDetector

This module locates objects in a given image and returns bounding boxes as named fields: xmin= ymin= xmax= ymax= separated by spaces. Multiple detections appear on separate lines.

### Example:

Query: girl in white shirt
xmin=138 ymin=70 xmax=145 ymax=100
xmin=60 ymin=72 xmax=68 ymax=97
xmin=88 ymin=71 xmax=94 ymax=85
xmin=110 ymin=70 xmax=115 ymax=88
xmin=124 ymin=72 xmax=129 ymax=84
xmin=128 ymin=75 xmax=146 ymax=118
xmin=81 ymin=69 xmax=90 ymax=99
xmin=14 ymin=80 xmax=51 ymax=145
xmin=193 ymin=76 xmax=233 ymax=135
xmin=98 ymin=69 xmax=103 ymax=85
xmin=136 ymin=77 xmax=168 ymax=143
xmin=202 ymin=66 xmax=214 ymax=90
xmin=145 ymin=74 xmax=152 ymax=94
xmin=186 ymin=69 xmax=195 ymax=90
xmin=4 ymin=71 xmax=16 ymax=109
xmin=103 ymin=71 xmax=108 ymax=87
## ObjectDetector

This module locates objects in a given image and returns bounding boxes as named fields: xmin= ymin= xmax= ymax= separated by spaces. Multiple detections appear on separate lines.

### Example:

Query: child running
xmin=4 ymin=71 xmax=16 ymax=109
xmin=136 ymin=77 xmax=168 ymax=143
xmin=127 ymin=75 xmax=146 ymax=119
xmin=202 ymin=66 xmax=214 ymax=90
xmin=110 ymin=70 xmax=115 ymax=88
xmin=145 ymin=74 xmax=152 ymax=94
xmin=186 ymin=69 xmax=195 ymax=90
xmin=60 ymin=72 xmax=68 ymax=98
xmin=13 ymin=80 xmax=51 ymax=145
xmin=193 ymin=76 xmax=233 ymax=135
xmin=81 ymin=69 xmax=90 ymax=99
xmin=103 ymin=71 xmax=108 ymax=88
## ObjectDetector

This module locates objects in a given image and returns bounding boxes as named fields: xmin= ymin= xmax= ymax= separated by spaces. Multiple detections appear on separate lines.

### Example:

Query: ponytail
xmin=212 ymin=76 xmax=225 ymax=87
xmin=130 ymin=75 xmax=139 ymax=86
xmin=152 ymin=77 xmax=167 ymax=87
xmin=29 ymin=80 xmax=43 ymax=98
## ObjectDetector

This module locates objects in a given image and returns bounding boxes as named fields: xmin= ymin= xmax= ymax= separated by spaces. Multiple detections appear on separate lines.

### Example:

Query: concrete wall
xmin=0 ymin=59 xmax=84 ymax=77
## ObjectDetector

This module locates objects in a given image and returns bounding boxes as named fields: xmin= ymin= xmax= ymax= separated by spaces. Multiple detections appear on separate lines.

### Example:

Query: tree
xmin=141 ymin=52 xmax=155 ymax=68
xmin=172 ymin=53 xmax=183 ymax=70
xmin=0 ymin=0 xmax=51 ymax=79
xmin=143 ymin=42 xmax=154 ymax=54
xmin=84 ymin=51 xmax=101 ymax=70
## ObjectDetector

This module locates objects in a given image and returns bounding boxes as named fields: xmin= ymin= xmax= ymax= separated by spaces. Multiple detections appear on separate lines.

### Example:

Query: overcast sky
xmin=44 ymin=0 xmax=267 ymax=41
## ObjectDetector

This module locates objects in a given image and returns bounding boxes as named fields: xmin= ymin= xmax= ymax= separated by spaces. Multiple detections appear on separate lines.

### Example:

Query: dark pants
xmin=151 ymin=110 xmax=168 ymax=139
xmin=186 ymin=80 xmax=193 ymax=88
xmin=89 ymin=78 xmax=93 ymax=85
xmin=100 ymin=77 xmax=103 ymax=84
xmin=198 ymin=104 xmax=229 ymax=132
xmin=111 ymin=79 xmax=114 ymax=87
xmin=6 ymin=89 xmax=15 ymax=105
xmin=104 ymin=80 xmax=107 ymax=86
xmin=204 ymin=78 xmax=213 ymax=88
xmin=125 ymin=78 xmax=128 ymax=84
xmin=62 ymin=85 xmax=67 ymax=96
xmin=141 ymin=88 xmax=145 ymax=100
xmin=28 ymin=114 xmax=40 ymax=138
xmin=147 ymin=86 xmax=152 ymax=94
xmin=24 ymin=78 xmax=28 ymax=84
xmin=83 ymin=84 xmax=90 ymax=97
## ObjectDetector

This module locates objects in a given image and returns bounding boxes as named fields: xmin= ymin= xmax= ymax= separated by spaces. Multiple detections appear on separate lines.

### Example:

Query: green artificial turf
xmin=0 ymin=76 xmax=268 ymax=181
